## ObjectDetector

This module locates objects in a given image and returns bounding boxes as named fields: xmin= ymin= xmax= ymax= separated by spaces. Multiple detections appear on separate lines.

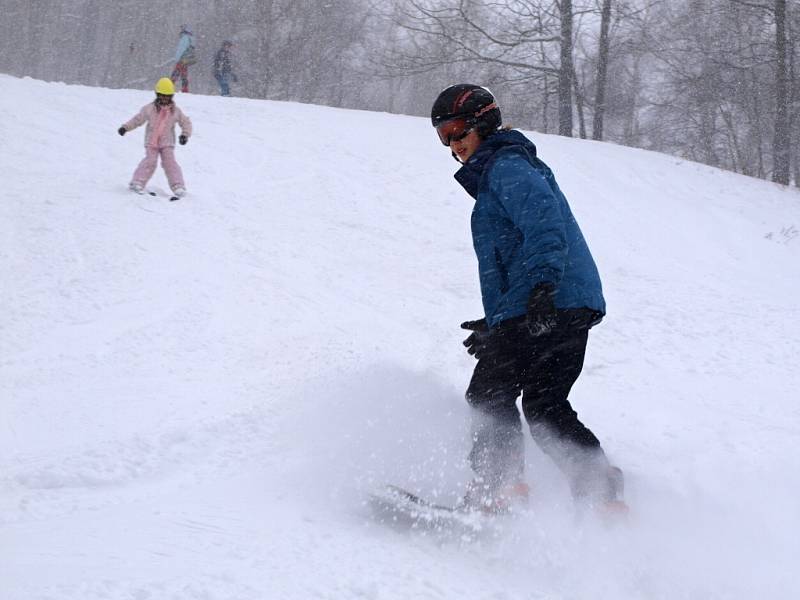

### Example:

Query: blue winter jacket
xmin=173 ymin=33 xmax=193 ymax=63
xmin=454 ymin=130 xmax=605 ymax=328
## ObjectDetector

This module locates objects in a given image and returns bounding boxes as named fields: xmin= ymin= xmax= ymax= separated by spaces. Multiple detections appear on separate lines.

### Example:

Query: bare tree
xmin=592 ymin=0 xmax=612 ymax=140
xmin=376 ymin=1 xmax=572 ymax=131
xmin=558 ymin=0 xmax=575 ymax=135
xmin=772 ymin=0 xmax=790 ymax=184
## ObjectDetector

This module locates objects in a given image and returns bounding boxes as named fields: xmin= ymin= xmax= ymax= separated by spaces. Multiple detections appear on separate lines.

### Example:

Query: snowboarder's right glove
xmin=461 ymin=319 xmax=492 ymax=359
xmin=179 ymin=134 xmax=188 ymax=145
xmin=525 ymin=282 xmax=558 ymax=337
xmin=118 ymin=127 xmax=126 ymax=136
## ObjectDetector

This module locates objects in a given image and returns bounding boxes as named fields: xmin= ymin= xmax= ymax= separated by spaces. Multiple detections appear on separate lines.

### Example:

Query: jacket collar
xmin=453 ymin=130 xmax=538 ymax=199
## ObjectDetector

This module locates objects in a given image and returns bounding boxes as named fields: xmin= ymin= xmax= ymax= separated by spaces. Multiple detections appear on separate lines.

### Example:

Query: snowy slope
xmin=1 ymin=74 xmax=799 ymax=600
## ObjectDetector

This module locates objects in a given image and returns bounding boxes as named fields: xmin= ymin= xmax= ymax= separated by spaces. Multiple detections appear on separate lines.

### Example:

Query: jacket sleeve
xmin=489 ymin=153 xmax=567 ymax=288
xmin=122 ymin=105 xmax=148 ymax=131
xmin=176 ymin=107 xmax=192 ymax=137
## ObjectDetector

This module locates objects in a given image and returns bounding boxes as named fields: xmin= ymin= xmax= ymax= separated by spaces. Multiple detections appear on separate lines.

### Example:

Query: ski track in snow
xmin=1 ymin=75 xmax=799 ymax=599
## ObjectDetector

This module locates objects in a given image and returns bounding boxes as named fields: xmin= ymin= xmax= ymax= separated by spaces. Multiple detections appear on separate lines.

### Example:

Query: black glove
xmin=179 ymin=134 xmax=188 ymax=145
xmin=118 ymin=127 xmax=126 ymax=136
xmin=526 ymin=282 xmax=557 ymax=337
xmin=461 ymin=319 xmax=492 ymax=359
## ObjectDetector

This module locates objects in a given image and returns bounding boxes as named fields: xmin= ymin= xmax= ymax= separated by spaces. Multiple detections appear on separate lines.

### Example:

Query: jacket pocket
xmin=494 ymin=247 xmax=509 ymax=293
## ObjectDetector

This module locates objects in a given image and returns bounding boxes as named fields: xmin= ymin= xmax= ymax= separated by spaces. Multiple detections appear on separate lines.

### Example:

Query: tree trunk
xmin=254 ymin=0 xmax=275 ymax=99
xmin=558 ymin=0 xmax=574 ymax=137
xmin=540 ymin=39 xmax=550 ymax=133
xmin=787 ymin=1 xmax=798 ymax=186
xmin=543 ymin=73 xmax=550 ymax=133
xmin=773 ymin=0 xmax=790 ymax=184
xmin=623 ymin=48 xmax=641 ymax=147
xmin=572 ymin=63 xmax=587 ymax=139
xmin=592 ymin=0 xmax=612 ymax=140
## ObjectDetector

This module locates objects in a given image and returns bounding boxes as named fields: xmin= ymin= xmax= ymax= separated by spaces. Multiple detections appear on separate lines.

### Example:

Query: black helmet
xmin=430 ymin=84 xmax=501 ymax=138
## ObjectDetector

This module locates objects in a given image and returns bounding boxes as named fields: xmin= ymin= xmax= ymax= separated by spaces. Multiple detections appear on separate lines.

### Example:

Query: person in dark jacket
xmin=431 ymin=84 xmax=626 ymax=514
xmin=213 ymin=40 xmax=237 ymax=96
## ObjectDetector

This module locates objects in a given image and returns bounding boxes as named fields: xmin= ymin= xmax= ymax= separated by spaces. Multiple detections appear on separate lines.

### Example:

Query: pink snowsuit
xmin=123 ymin=102 xmax=192 ymax=192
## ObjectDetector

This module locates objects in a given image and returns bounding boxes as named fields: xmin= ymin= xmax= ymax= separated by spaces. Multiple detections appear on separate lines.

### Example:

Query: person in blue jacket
xmin=431 ymin=84 xmax=626 ymax=514
xmin=170 ymin=25 xmax=195 ymax=93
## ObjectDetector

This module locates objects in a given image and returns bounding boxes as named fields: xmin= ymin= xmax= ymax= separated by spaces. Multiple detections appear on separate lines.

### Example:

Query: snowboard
xmin=368 ymin=485 xmax=487 ymax=537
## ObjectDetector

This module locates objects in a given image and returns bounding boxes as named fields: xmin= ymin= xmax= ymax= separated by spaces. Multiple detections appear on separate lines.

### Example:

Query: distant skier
xmin=213 ymin=40 xmax=237 ymax=97
xmin=170 ymin=24 xmax=196 ymax=93
xmin=430 ymin=84 xmax=626 ymax=514
xmin=118 ymin=77 xmax=192 ymax=198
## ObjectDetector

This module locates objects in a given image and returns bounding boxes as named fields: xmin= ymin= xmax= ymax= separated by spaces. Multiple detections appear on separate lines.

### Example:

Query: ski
xmin=151 ymin=189 xmax=182 ymax=201
xmin=130 ymin=187 xmax=181 ymax=201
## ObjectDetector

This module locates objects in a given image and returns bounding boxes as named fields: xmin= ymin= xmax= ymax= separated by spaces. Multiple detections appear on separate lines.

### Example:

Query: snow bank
xmin=1 ymin=74 xmax=798 ymax=600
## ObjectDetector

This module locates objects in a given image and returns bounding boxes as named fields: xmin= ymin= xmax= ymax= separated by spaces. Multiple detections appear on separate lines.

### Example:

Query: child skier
xmin=118 ymin=77 xmax=192 ymax=197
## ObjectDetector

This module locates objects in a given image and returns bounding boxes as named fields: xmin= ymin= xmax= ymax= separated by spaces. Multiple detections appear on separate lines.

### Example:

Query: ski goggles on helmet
xmin=435 ymin=117 xmax=475 ymax=146
xmin=435 ymin=102 xmax=498 ymax=146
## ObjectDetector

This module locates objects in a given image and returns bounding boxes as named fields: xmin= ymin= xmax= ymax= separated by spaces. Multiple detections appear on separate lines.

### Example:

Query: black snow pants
xmin=465 ymin=311 xmax=610 ymax=500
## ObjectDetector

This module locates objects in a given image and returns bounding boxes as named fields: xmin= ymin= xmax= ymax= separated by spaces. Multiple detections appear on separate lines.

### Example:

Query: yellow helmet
xmin=155 ymin=77 xmax=175 ymax=95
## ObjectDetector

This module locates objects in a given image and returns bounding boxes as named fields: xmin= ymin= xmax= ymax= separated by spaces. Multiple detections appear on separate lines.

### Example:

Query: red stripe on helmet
xmin=475 ymin=102 xmax=497 ymax=117
xmin=452 ymin=90 xmax=474 ymax=113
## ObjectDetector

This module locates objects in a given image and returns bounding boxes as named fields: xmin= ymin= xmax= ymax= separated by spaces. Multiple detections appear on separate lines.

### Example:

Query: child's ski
xmin=131 ymin=187 xmax=179 ymax=201
xmin=153 ymin=188 xmax=182 ymax=201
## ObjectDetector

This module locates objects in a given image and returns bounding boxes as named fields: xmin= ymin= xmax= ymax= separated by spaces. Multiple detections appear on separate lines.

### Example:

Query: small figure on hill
xmin=430 ymin=84 xmax=627 ymax=516
xmin=118 ymin=77 xmax=192 ymax=198
xmin=213 ymin=40 xmax=238 ymax=97
xmin=170 ymin=24 xmax=196 ymax=93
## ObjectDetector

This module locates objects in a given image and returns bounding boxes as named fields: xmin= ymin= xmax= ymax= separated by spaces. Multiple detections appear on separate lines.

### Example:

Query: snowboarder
xmin=431 ymin=84 xmax=626 ymax=514
xmin=170 ymin=24 xmax=196 ymax=93
xmin=118 ymin=77 xmax=192 ymax=197
xmin=213 ymin=40 xmax=237 ymax=97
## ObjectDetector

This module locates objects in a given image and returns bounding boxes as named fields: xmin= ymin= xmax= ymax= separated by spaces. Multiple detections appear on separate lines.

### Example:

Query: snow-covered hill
xmin=2 ymin=74 xmax=799 ymax=600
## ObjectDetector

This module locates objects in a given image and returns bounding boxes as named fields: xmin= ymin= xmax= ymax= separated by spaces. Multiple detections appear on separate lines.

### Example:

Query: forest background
xmin=1 ymin=0 xmax=797 ymax=185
